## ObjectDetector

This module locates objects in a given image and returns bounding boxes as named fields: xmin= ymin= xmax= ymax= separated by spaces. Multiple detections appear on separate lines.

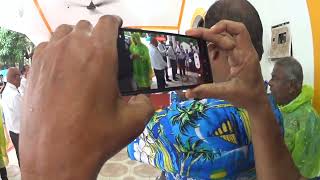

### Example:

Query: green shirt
xmin=280 ymin=85 xmax=320 ymax=178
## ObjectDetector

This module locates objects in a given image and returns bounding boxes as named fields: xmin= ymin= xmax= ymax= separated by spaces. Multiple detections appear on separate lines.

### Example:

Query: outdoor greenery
xmin=0 ymin=27 xmax=34 ymax=69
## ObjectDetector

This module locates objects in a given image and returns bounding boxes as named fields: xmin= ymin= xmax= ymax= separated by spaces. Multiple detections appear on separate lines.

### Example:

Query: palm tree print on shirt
xmin=174 ymin=135 xmax=221 ymax=176
xmin=170 ymin=101 xmax=213 ymax=135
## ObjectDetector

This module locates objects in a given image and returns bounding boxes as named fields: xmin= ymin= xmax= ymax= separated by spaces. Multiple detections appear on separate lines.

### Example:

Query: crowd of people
xmin=0 ymin=0 xmax=318 ymax=180
xmin=127 ymin=33 xmax=201 ymax=90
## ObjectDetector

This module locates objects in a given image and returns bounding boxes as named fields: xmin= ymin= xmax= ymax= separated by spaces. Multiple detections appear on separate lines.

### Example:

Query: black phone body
xmin=118 ymin=28 xmax=212 ymax=96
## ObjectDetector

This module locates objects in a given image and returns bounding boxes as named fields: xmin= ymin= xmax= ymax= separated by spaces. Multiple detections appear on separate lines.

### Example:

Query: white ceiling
xmin=0 ymin=0 xmax=183 ymax=44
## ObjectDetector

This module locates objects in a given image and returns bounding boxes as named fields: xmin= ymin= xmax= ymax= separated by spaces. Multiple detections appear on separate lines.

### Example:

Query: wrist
xmin=21 ymin=148 xmax=104 ymax=180
xmin=21 ymin=161 xmax=100 ymax=180
xmin=246 ymin=93 xmax=271 ymax=115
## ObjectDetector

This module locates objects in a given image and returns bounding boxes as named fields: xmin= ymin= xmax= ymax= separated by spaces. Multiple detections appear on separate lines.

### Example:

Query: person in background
xmin=19 ymin=65 xmax=30 ymax=96
xmin=269 ymin=57 xmax=320 ymax=179
xmin=187 ymin=46 xmax=195 ymax=71
xmin=0 ymin=104 xmax=8 ymax=180
xmin=0 ymin=75 xmax=6 ymax=94
xmin=0 ymin=75 xmax=4 ymax=87
xmin=2 ymin=67 xmax=21 ymax=165
xmin=176 ymin=45 xmax=186 ymax=77
xmin=118 ymin=33 xmax=136 ymax=92
xmin=158 ymin=41 xmax=171 ymax=82
xmin=167 ymin=42 xmax=178 ymax=81
xmin=129 ymin=33 xmax=153 ymax=90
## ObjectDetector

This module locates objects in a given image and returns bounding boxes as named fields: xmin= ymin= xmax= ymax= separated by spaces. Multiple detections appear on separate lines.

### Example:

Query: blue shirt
xmin=128 ymin=92 xmax=283 ymax=179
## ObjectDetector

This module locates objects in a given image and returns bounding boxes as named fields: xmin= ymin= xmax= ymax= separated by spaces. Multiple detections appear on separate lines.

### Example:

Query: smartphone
xmin=117 ymin=28 xmax=212 ymax=96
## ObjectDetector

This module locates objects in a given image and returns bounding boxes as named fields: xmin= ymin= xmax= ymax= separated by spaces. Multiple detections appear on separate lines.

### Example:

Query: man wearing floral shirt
xmin=127 ymin=0 xmax=283 ymax=179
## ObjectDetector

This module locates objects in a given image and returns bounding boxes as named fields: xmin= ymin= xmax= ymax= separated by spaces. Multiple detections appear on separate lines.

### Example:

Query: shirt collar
xmin=150 ymin=44 xmax=156 ymax=49
xmin=279 ymin=85 xmax=313 ymax=113
xmin=6 ymin=82 xmax=18 ymax=90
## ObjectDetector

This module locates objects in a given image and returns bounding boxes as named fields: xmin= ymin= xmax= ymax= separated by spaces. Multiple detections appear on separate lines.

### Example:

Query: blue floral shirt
xmin=128 ymin=92 xmax=283 ymax=180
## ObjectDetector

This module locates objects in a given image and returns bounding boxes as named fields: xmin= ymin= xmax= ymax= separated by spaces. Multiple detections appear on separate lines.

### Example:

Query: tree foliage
xmin=0 ymin=27 xmax=34 ymax=68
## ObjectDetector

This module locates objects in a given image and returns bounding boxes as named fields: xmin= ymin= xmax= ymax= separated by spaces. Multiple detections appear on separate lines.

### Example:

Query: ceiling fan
xmin=67 ymin=0 xmax=118 ymax=14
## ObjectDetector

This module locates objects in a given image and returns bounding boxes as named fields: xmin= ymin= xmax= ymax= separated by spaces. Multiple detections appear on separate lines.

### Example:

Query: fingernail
xmin=185 ymin=29 xmax=195 ymax=35
xmin=210 ymin=24 xmax=216 ymax=29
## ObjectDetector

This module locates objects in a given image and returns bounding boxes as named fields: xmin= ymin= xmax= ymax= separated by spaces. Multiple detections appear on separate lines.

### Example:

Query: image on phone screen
xmin=118 ymin=28 xmax=212 ymax=95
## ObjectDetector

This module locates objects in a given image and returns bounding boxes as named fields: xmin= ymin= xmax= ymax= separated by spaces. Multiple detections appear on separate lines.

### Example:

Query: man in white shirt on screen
xmin=149 ymin=37 xmax=168 ymax=89
xmin=2 ymin=67 xmax=22 ymax=165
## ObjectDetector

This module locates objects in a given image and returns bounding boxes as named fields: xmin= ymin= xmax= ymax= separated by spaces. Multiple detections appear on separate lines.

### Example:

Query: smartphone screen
xmin=118 ymin=28 xmax=212 ymax=96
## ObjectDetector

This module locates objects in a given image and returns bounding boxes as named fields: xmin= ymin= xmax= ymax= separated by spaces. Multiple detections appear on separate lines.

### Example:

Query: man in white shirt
xmin=149 ymin=38 xmax=168 ymax=89
xmin=19 ymin=65 xmax=30 ymax=96
xmin=2 ymin=67 xmax=22 ymax=165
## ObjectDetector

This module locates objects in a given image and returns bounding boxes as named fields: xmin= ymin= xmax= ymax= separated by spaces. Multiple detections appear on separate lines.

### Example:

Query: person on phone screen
xmin=176 ymin=45 xmax=186 ymax=77
xmin=158 ymin=41 xmax=171 ymax=82
xmin=129 ymin=33 xmax=153 ymax=90
xmin=167 ymin=42 xmax=178 ymax=81
xmin=149 ymin=37 xmax=168 ymax=89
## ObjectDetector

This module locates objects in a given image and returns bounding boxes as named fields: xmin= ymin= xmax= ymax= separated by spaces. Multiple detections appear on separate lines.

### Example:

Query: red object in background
xmin=123 ymin=93 xmax=170 ymax=109
xmin=155 ymin=36 xmax=167 ymax=42
xmin=149 ymin=93 xmax=170 ymax=109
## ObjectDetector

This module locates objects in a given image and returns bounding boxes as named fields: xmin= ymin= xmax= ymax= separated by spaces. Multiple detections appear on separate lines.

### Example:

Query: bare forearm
xmin=21 ymin=172 xmax=95 ymax=180
xmin=247 ymin=97 xmax=301 ymax=180
xmin=20 ymin=142 xmax=104 ymax=180
xmin=21 ymin=159 xmax=101 ymax=180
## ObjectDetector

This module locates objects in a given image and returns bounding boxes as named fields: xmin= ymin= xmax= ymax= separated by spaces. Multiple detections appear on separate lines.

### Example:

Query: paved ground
xmin=6 ymin=147 xmax=160 ymax=180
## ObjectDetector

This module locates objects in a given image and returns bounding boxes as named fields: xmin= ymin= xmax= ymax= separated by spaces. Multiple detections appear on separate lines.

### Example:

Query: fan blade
xmin=95 ymin=0 xmax=117 ymax=7
xmin=68 ymin=1 xmax=87 ymax=7
xmin=89 ymin=9 xmax=103 ymax=15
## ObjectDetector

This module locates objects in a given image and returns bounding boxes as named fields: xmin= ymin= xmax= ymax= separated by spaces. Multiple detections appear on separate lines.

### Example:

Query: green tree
xmin=0 ymin=27 xmax=34 ymax=68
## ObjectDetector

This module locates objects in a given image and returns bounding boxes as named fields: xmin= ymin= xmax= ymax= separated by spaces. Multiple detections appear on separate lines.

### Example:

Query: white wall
xmin=249 ymin=0 xmax=314 ymax=86
xmin=179 ymin=0 xmax=215 ymax=34
xmin=180 ymin=0 xmax=314 ymax=86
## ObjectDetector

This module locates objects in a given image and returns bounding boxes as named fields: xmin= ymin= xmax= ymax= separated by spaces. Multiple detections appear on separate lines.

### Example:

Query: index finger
xmin=210 ymin=20 xmax=247 ymax=36
xmin=91 ymin=15 xmax=123 ymax=90
xmin=186 ymin=27 xmax=236 ymax=50
xmin=210 ymin=20 xmax=252 ymax=45
xmin=32 ymin=42 xmax=48 ymax=61
xmin=186 ymin=20 xmax=252 ymax=50
xmin=185 ymin=82 xmax=233 ymax=100
xmin=92 ymin=15 xmax=123 ymax=47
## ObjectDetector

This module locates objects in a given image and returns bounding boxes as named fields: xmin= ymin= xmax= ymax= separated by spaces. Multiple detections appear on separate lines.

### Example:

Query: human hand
xmin=185 ymin=20 xmax=267 ymax=110
xmin=132 ymin=54 xmax=140 ymax=59
xmin=185 ymin=20 xmax=306 ymax=180
xmin=20 ymin=16 xmax=154 ymax=179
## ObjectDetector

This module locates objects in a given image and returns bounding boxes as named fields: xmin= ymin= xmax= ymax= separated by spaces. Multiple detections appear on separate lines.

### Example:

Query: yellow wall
xmin=307 ymin=0 xmax=320 ymax=112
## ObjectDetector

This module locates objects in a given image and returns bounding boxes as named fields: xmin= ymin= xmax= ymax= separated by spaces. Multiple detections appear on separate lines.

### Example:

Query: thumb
xmin=119 ymin=95 xmax=155 ymax=138
xmin=186 ymin=82 xmax=234 ymax=100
